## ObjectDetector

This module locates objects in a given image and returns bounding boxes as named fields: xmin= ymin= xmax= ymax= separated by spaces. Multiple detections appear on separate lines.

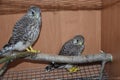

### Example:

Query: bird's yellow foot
xmin=26 ymin=46 xmax=40 ymax=53
xmin=68 ymin=66 xmax=79 ymax=73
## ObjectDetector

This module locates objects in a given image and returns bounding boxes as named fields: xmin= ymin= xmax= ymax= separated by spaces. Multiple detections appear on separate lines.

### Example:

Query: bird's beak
xmin=35 ymin=14 xmax=37 ymax=18
xmin=78 ymin=42 xmax=82 ymax=45
xmin=34 ymin=13 xmax=38 ymax=18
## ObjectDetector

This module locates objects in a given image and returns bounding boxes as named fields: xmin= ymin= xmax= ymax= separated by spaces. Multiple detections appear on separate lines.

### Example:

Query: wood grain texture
xmin=0 ymin=0 xmax=102 ymax=15
xmin=102 ymin=0 xmax=120 ymax=9
xmin=102 ymin=1 xmax=120 ymax=78
xmin=0 ymin=10 xmax=101 ymax=71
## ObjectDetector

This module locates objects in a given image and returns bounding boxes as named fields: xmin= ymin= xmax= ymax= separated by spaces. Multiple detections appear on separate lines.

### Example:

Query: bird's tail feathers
xmin=45 ymin=62 xmax=65 ymax=72
xmin=0 ymin=45 xmax=13 ymax=56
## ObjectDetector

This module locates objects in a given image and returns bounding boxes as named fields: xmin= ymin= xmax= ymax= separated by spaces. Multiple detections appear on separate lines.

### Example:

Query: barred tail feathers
xmin=45 ymin=62 xmax=66 ymax=71
xmin=0 ymin=45 xmax=13 ymax=55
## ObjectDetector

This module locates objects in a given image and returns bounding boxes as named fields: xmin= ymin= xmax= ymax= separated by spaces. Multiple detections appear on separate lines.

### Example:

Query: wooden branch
xmin=0 ymin=52 xmax=32 ymax=64
xmin=0 ymin=51 xmax=112 ymax=64
xmin=0 ymin=0 xmax=102 ymax=15
xmin=99 ymin=61 xmax=106 ymax=80
xmin=0 ymin=51 xmax=112 ymax=76
xmin=27 ymin=52 xmax=112 ymax=64
xmin=0 ymin=61 xmax=10 ymax=76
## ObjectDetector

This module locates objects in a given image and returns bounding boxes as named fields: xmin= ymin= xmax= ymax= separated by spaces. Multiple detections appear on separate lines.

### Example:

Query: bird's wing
xmin=59 ymin=41 xmax=84 ymax=56
xmin=79 ymin=45 xmax=85 ymax=54
xmin=59 ymin=40 xmax=73 ymax=56
xmin=8 ymin=16 xmax=33 ymax=45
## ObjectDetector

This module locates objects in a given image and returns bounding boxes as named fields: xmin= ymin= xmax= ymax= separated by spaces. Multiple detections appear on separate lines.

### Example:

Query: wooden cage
xmin=0 ymin=0 xmax=119 ymax=79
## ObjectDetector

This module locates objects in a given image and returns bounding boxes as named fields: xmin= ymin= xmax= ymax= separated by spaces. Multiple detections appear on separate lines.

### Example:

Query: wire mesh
xmin=0 ymin=63 xmax=108 ymax=80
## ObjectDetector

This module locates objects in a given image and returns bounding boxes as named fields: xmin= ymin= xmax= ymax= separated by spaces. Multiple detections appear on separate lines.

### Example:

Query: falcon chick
xmin=45 ymin=35 xmax=85 ymax=72
xmin=0 ymin=6 xmax=42 ymax=56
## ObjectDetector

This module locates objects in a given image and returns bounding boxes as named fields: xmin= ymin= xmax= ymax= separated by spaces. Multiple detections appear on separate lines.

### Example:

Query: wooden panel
xmin=59 ymin=11 xmax=101 ymax=54
xmin=0 ymin=0 xmax=102 ymax=15
xmin=102 ymin=0 xmax=120 ymax=9
xmin=0 ymin=10 xmax=101 ymax=71
xmin=102 ymin=1 xmax=120 ymax=78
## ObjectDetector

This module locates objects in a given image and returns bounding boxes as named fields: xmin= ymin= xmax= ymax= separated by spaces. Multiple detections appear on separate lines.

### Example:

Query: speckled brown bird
xmin=45 ymin=35 xmax=85 ymax=72
xmin=0 ymin=6 xmax=42 ymax=56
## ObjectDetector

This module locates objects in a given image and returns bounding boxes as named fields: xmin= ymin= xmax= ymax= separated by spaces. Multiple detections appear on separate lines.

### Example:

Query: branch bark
xmin=27 ymin=52 xmax=112 ymax=63
xmin=0 ymin=51 xmax=112 ymax=76
xmin=0 ymin=51 xmax=112 ymax=64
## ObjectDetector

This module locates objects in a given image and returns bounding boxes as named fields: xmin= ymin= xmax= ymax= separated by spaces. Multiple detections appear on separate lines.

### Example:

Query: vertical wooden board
xmin=102 ymin=1 xmax=120 ymax=78
xmin=59 ymin=11 xmax=101 ymax=54
xmin=34 ymin=11 xmax=62 ymax=54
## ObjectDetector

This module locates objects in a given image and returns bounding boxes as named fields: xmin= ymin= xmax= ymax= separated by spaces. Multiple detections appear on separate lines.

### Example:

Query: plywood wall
xmin=102 ymin=0 xmax=120 ymax=79
xmin=0 ymin=10 xmax=101 ymax=71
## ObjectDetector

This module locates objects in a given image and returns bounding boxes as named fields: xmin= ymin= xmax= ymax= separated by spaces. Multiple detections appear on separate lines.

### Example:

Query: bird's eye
xmin=76 ymin=40 xmax=79 ymax=43
xmin=31 ymin=11 xmax=35 ymax=16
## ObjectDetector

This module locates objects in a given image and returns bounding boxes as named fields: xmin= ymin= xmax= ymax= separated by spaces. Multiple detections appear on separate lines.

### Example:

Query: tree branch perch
xmin=1 ymin=51 xmax=112 ymax=64
xmin=0 ymin=51 xmax=112 ymax=76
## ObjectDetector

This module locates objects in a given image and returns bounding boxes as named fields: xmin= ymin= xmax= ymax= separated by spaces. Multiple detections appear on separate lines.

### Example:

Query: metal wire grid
xmin=0 ymin=63 xmax=108 ymax=80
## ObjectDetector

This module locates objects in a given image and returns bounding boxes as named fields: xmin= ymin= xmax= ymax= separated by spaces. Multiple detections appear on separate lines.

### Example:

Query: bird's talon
xmin=26 ymin=46 xmax=40 ymax=53
xmin=68 ymin=67 xmax=79 ymax=73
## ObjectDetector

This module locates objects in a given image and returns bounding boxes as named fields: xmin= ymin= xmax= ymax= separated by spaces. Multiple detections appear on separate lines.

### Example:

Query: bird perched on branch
xmin=45 ymin=35 xmax=85 ymax=72
xmin=0 ymin=6 xmax=42 ymax=56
